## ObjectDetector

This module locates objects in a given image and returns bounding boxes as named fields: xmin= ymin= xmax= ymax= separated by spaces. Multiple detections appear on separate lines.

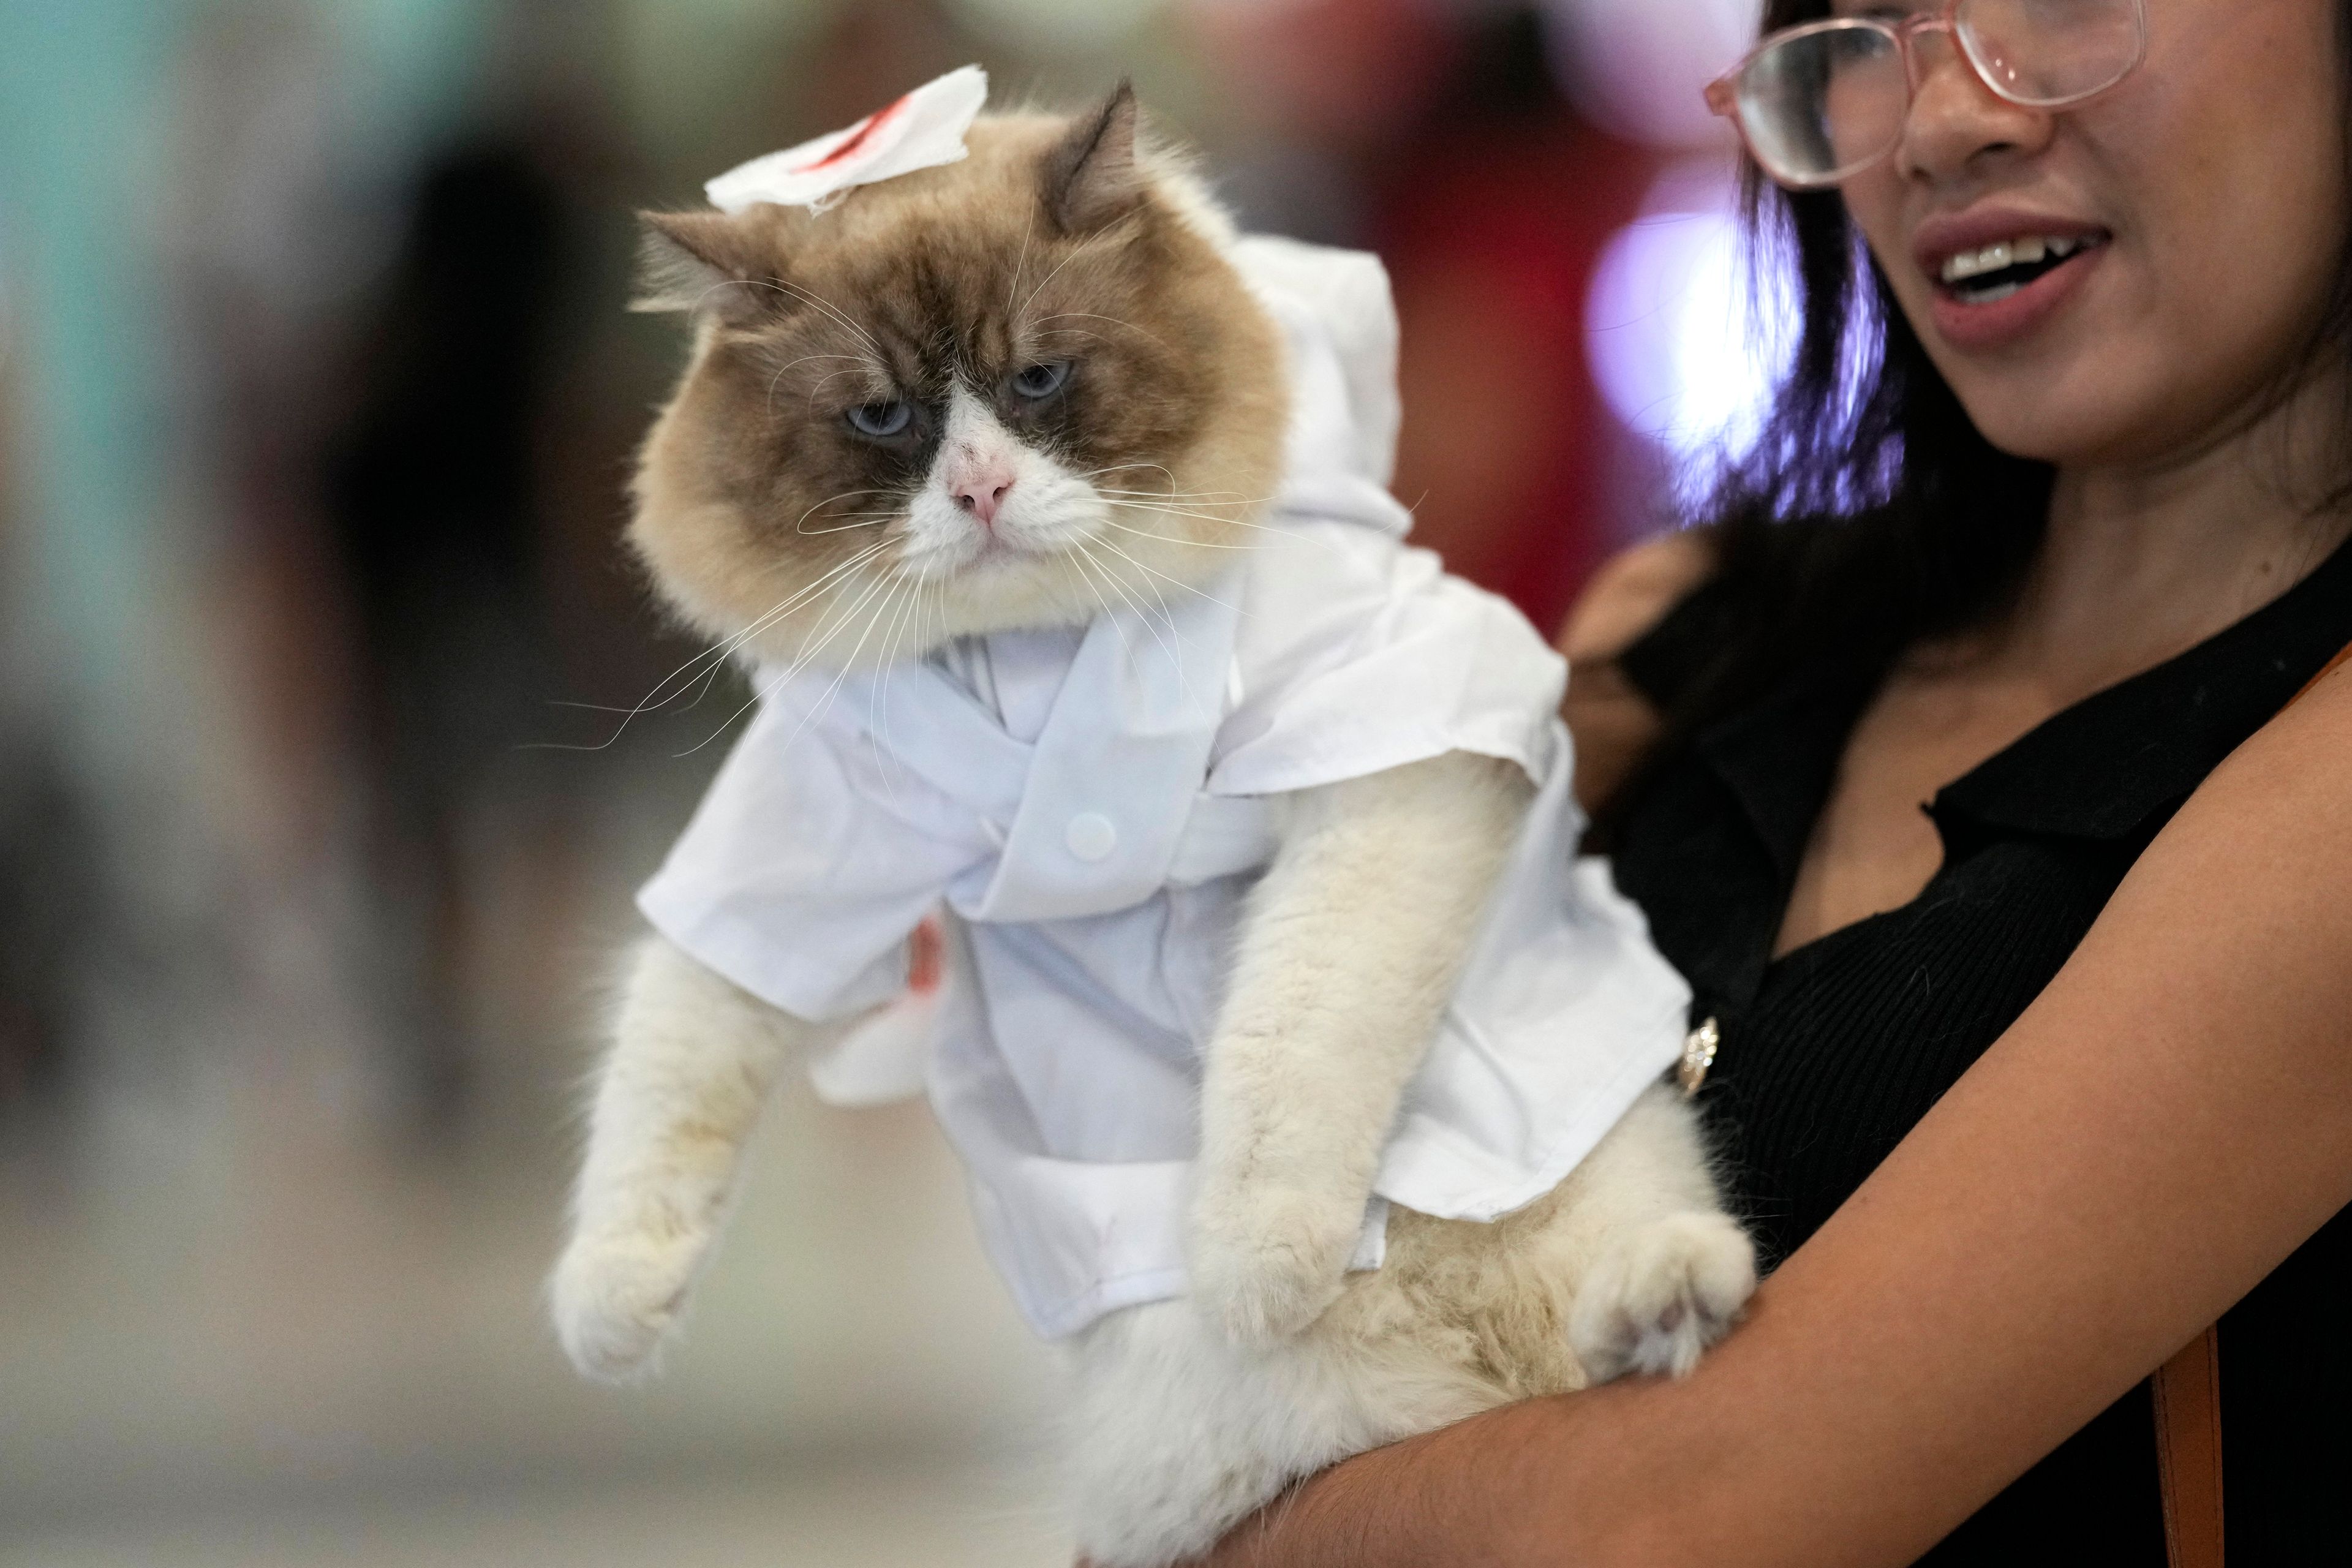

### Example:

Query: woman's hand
xmin=1196 ymin=663 xmax=2352 ymax=1566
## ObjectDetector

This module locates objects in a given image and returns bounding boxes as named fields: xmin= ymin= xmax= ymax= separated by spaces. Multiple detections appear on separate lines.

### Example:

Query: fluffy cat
xmin=551 ymin=85 xmax=1756 ymax=1567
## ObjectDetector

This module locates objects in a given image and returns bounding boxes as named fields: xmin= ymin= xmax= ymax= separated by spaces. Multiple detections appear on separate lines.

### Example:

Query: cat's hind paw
xmin=549 ymin=1226 xmax=707 ymax=1383
xmin=1569 ymin=1210 xmax=1757 ymax=1382
xmin=1186 ymin=1185 xmax=1359 ymax=1348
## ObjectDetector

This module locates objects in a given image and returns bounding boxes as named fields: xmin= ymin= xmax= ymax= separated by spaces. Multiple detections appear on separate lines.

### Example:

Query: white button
xmin=1065 ymin=812 xmax=1118 ymax=862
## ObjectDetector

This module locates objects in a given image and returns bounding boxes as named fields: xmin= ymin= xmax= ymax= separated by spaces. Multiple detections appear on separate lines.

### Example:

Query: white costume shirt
xmin=639 ymin=238 xmax=1694 ymax=1339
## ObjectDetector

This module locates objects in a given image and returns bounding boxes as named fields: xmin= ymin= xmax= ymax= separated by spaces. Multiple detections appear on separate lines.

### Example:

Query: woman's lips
xmin=1927 ymin=243 xmax=2107 ymax=352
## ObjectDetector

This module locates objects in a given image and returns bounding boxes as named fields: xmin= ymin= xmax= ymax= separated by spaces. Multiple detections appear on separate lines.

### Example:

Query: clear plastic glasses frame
xmin=1705 ymin=0 xmax=2149 ymax=190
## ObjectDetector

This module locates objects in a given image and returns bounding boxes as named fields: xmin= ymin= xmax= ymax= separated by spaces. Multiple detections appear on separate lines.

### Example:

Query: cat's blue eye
xmin=846 ymin=400 xmax=913 ymax=439
xmin=1011 ymin=362 xmax=1070 ymax=401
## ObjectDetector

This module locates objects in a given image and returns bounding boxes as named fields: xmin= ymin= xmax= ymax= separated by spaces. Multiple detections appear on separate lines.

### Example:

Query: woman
xmin=1207 ymin=0 xmax=2352 ymax=1561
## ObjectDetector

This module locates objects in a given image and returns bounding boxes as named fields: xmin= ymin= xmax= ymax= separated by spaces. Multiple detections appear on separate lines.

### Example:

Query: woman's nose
xmin=1896 ymin=28 xmax=2057 ymax=184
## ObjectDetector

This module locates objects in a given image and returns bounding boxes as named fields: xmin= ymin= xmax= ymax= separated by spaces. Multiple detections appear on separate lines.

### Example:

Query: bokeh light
xmin=1586 ymin=156 xmax=1793 ymax=491
xmin=1540 ymin=0 xmax=1758 ymax=148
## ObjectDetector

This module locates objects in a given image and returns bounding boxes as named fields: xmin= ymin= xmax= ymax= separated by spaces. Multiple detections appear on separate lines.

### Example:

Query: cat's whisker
xmin=564 ymin=646 xmax=742 ymax=744
xmin=1088 ymin=473 xmax=1300 ymax=525
xmin=1088 ymin=532 xmax=1243 ymax=614
xmin=1074 ymin=541 xmax=1159 ymax=636
xmin=1033 ymin=312 xmax=1172 ymax=353
xmin=1101 ymin=499 xmax=1280 ymax=530
xmin=767 ymin=352 xmax=880 ymax=418
xmin=774 ymin=352 xmax=870 ymax=372
xmin=642 ymin=639 xmax=748 ymax=725
xmin=685 ymin=545 xmax=895 ymax=699
xmin=1095 ymin=492 xmax=1275 ymax=515
xmin=673 ymin=542 xmax=891 ymax=691
xmin=1090 ymin=540 xmax=1185 ymax=647
xmin=1095 ymin=495 xmax=1261 ymax=513
xmin=1114 ymin=545 xmax=1195 ymax=652
xmin=657 ymin=554 xmax=887 ymax=756
xmin=529 ymin=541 xmax=894 ymax=752
xmin=861 ymin=576 xmax=911 ymax=797
xmin=793 ymin=568 xmax=921 ymax=758
xmin=1082 ymin=461 xmax=1180 ymax=487
xmin=1098 ymin=498 xmax=1254 ymax=521
xmin=797 ymin=516 xmax=899 ymax=535
xmin=1102 ymin=499 xmax=1341 ymax=550
xmin=709 ymin=545 xmax=897 ymax=663
xmin=743 ymin=538 xmax=894 ymax=621
xmin=1006 ymin=212 xmax=1035 ymax=320
xmin=872 ymin=569 xmax=936 ymax=807
xmin=1032 ymin=328 xmax=1115 ymax=353
xmin=799 ymin=364 xmax=889 ymax=415
xmin=1094 ymin=518 xmax=1258 ymax=551
xmin=1063 ymin=553 xmax=1150 ymax=679
xmin=1057 ymin=552 xmax=1118 ymax=639
xmin=760 ymin=277 xmax=888 ymax=356
xmin=795 ymin=488 xmax=900 ymax=532
xmin=1091 ymin=490 xmax=1246 ymax=501
xmin=1095 ymin=488 xmax=1263 ymax=503
xmin=688 ymin=279 xmax=756 ymax=318
xmin=689 ymin=276 xmax=884 ymax=360
xmin=683 ymin=555 xmax=899 ymax=756
xmin=1074 ymin=541 xmax=1182 ymax=673
xmin=1076 ymin=541 xmax=1201 ymax=707
xmin=1016 ymin=224 xmax=1130 ymax=325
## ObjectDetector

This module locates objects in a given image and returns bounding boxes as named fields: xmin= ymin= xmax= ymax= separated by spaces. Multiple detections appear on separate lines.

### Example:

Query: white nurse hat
xmin=704 ymin=66 xmax=991 ymax=216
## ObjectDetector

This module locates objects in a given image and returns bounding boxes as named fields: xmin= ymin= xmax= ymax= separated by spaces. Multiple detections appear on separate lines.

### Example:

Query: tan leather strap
xmin=2289 ymin=641 xmax=2352 ymax=708
xmin=2150 ymin=640 xmax=2350 ymax=1564
xmin=2154 ymin=1327 xmax=2224 ymax=1568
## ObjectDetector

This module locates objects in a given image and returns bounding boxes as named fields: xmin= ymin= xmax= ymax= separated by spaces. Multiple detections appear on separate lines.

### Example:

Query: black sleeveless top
xmin=1607 ymin=530 xmax=2352 ymax=1564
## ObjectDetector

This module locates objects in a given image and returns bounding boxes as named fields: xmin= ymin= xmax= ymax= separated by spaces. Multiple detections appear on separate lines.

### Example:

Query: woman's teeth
xmin=1938 ymin=234 xmax=2101 ymax=303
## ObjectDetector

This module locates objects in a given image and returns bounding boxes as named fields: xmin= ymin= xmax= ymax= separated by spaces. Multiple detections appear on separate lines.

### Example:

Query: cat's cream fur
xmin=552 ymin=86 xmax=1754 ymax=1567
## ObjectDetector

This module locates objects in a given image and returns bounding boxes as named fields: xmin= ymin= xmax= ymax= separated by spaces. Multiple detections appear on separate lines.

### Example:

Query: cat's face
xmin=628 ymin=89 xmax=1287 ymax=672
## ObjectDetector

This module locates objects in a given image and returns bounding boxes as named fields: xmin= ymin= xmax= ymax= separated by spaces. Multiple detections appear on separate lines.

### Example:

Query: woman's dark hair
xmin=1599 ymin=0 xmax=2352 ymax=831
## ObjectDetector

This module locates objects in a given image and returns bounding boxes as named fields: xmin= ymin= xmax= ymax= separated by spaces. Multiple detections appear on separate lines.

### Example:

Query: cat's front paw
xmin=1569 ymin=1210 xmax=1757 ymax=1382
xmin=1187 ymin=1184 xmax=1360 ymax=1348
xmin=549 ymin=1224 xmax=707 ymax=1382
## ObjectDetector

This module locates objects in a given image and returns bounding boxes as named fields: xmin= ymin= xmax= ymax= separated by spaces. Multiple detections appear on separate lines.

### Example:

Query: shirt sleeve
xmin=636 ymin=678 xmax=993 ymax=1023
xmin=1205 ymin=522 xmax=1569 ymax=798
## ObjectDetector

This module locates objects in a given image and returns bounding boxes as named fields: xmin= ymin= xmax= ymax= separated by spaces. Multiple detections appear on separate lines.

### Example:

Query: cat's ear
xmin=632 ymin=209 xmax=789 ymax=323
xmin=1042 ymin=81 xmax=1144 ymax=235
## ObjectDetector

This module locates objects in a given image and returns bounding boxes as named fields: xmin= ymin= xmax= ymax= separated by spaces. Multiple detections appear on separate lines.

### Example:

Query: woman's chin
xmin=1956 ymin=404 xmax=2101 ymax=466
xmin=1942 ymin=352 xmax=2184 ymax=470
xmin=1962 ymin=395 xmax=2233 ymax=475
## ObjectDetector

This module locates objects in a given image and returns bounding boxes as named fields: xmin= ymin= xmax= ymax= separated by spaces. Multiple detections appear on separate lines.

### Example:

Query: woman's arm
xmin=1555 ymin=530 xmax=1717 ymax=814
xmin=1209 ymin=664 xmax=2352 ymax=1567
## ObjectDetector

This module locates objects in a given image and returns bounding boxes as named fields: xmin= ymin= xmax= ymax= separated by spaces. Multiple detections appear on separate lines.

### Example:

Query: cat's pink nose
xmin=952 ymin=469 xmax=1016 ymax=528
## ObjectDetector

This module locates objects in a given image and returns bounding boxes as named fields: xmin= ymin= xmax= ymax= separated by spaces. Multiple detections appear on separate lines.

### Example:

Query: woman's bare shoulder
xmin=1556 ymin=527 xmax=1719 ymax=666
xmin=1557 ymin=529 xmax=1719 ymax=813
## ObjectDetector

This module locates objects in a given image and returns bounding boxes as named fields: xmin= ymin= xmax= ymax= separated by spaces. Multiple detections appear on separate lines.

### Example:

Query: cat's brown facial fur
xmin=628 ymin=91 xmax=1287 ymax=669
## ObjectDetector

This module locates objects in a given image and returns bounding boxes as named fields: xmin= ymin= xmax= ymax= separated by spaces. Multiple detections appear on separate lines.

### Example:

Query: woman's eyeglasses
xmin=1705 ymin=0 xmax=2148 ymax=190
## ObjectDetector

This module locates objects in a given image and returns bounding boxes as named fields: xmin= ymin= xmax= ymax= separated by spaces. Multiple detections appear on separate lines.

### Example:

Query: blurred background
xmin=0 ymin=1 xmax=1776 ymax=1562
